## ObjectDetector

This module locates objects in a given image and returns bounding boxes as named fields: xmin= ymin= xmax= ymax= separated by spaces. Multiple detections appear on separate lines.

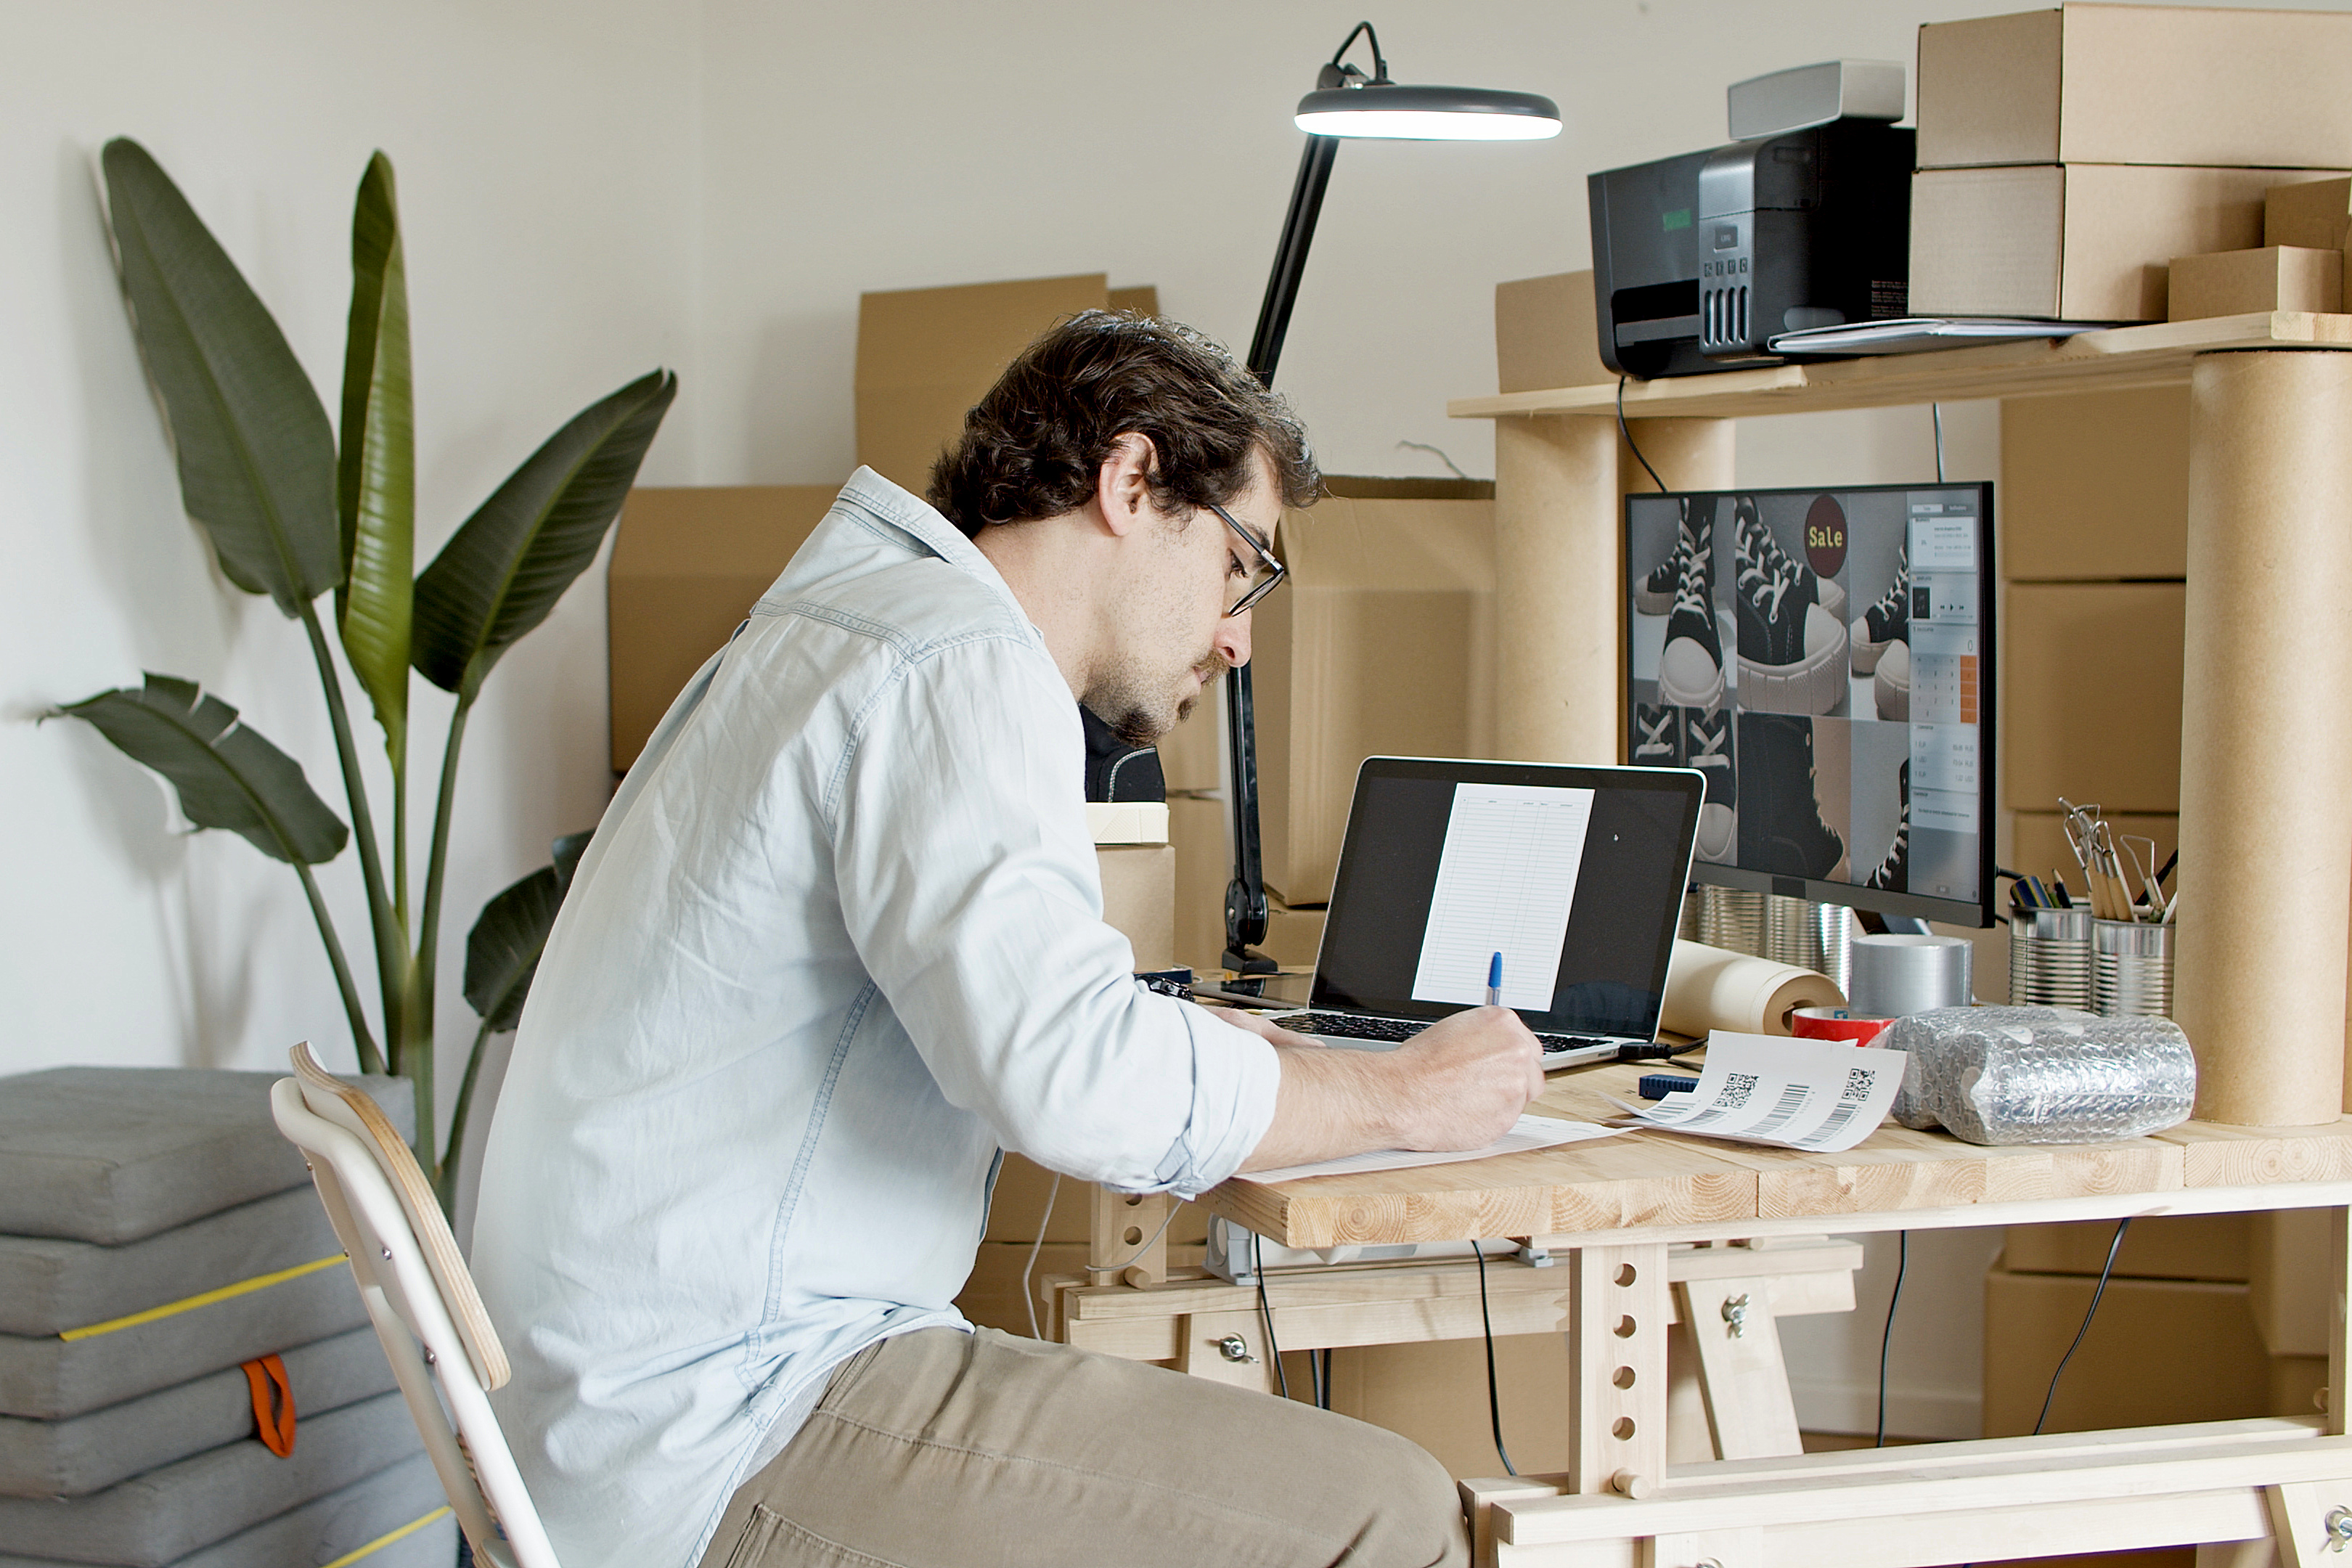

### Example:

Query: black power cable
xmin=1875 ymin=1231 xmax=1909 ymax=1447
xmin=1472 ymin=1243 xmax=1518 ymax=1476
xmin=2033 ymin=1217 xmax=2132 ymax=1436
xmin=1616 ymin=375 xmax=1667 ymax=492
xmin=1251 ymin=1233 xmax=1291 ymax=1401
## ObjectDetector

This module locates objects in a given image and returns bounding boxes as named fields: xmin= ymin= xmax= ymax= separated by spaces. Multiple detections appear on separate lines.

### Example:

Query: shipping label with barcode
xmin=1619 ymin=1033 xmax=1903 ymax=1153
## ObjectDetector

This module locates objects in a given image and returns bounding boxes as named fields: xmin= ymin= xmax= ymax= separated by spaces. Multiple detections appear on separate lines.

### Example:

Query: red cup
xmin=1791 ymin=1006 xmax=1892 ymax=1046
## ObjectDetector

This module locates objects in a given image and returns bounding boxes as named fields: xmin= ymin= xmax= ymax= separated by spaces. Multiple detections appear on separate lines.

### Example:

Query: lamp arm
xmin=1224 ymin=131 xmax=1339 ymax=974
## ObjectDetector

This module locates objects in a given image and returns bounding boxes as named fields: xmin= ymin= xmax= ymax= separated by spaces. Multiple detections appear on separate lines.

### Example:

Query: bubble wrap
xmin=1885 ymin=1005 xmax=2195 ymax=1146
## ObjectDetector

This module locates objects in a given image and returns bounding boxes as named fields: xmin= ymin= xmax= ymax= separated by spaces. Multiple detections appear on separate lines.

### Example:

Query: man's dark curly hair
xmin=927 ymin=311 xmax=1319 ymax=537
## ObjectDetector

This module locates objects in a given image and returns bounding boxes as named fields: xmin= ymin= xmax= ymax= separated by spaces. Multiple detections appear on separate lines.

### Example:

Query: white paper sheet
xmin=1410 ymin=783 xmax=1595 ymax=1010
xmin=1239 ymin=1114 xmax=1620 ymax=1184
xmin=1618 ymin=1032 xmax=1903 ymax=1153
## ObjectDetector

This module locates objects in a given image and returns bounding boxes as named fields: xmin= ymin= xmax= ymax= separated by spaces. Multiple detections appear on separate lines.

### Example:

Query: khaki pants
xmin=696 ymin=1326 xmax=1469 ymax=1568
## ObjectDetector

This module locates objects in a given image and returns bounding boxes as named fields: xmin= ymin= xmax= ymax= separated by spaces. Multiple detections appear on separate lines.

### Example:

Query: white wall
xmin=0 ymin=0 xmax=701 ymax=1108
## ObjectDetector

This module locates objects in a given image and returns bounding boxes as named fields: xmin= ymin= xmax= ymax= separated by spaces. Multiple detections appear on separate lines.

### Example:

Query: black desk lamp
xmin=1221 ymin=20 xmax=1561 ymax=973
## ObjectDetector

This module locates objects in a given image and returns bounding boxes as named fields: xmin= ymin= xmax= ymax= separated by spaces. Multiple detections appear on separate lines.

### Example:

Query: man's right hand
xmin=1231 ymin=1006 xmax=1545 ymax=1174
xmin=1383 ymin=1006 xmax=1548 ymax=1152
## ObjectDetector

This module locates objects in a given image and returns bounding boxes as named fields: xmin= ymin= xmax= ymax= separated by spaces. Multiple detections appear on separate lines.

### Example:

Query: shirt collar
xmin=835 ymin=466 xmax=1039 ymax=635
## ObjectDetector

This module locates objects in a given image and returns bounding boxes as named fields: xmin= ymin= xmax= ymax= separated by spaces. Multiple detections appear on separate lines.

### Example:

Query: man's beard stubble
xmin=1090 ymin=650 xmax=1233 ymax=748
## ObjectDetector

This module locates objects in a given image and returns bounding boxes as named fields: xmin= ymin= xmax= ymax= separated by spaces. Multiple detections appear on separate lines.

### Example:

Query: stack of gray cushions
xmin=0 ymin=1069 xmax=457 ymax=1568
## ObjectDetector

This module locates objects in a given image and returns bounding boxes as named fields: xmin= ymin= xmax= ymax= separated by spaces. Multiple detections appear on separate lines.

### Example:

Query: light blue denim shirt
xmin=470 ymin=469 xmax=1281 ymax=1568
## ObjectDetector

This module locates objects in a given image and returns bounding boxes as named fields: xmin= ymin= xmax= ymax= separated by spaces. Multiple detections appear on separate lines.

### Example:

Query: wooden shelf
xmin=1447 ymin=311 xmax=2352 ymax=422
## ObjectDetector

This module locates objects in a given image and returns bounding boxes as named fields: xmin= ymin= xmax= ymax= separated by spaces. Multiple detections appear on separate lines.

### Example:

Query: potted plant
xmin=54 ymin=139 xmax=673 ymax=1212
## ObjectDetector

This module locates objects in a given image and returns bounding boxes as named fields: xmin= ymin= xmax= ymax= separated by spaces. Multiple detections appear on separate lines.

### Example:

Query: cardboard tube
xmin=2176 ymin=352 xmax=2352 ymax=1125
xmin=1663 ymin=939 xmax=1847 ymax=1037
xmin=1490 ymin=415 xmax=1732 ymax=764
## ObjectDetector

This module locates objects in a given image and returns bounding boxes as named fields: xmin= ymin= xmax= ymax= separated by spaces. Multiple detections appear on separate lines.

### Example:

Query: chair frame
xmin=271 ymin=1042 xmax=559 ymax=1568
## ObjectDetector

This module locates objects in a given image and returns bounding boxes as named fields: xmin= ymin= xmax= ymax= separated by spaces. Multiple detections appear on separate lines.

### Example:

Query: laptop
xmin=1265 ymin=756 xmax=1704 ymax=1071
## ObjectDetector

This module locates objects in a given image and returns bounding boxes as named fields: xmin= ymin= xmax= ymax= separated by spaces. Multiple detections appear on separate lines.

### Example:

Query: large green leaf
xmin=412 ymin=369 xmax=676 ymax=700
xmin=100 ymin=139 xmax=340 ymax=616
xmin=461 ymin=831 xmax=592 ymax=1032
xmin=335 ymin=152 xmax=414 ymax=746
xmin=56 ymin=674 xmax=348 ymax=865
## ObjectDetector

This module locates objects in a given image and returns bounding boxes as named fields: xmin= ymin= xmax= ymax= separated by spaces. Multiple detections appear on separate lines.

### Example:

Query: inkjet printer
xmin=1588 ymin=117 xmax=1914 ymax=377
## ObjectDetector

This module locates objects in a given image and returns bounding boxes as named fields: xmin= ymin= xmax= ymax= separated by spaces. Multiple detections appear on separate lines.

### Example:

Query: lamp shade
xmin=1293 ymin=82 xmax=1561 ymax=141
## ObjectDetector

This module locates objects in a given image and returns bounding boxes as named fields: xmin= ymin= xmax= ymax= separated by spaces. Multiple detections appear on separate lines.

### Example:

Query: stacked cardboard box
xmin=1911 ymin=5 xmax=2352 ymax=319
xmin=0 ymin=1069 xmax=452 ymax=1568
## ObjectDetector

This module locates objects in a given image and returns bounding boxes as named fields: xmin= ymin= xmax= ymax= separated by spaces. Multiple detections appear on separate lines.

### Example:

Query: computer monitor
xmin=1622 ymin=482 xmax=1996 ymax=926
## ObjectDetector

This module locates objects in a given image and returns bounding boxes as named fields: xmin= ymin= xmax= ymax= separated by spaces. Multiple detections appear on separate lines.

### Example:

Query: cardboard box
xmin=2247 ymin=1208 xmax=2331 ymax=1358
xmin=2266 ymin=175 xmax=2352 ymax=251
xmin=1156 ymin=698 xmax=1222 ymax=794
xmin=854 ymin=275 xmax=1158 ymax=495
xmin=1910 ymin=163 xmax=2345 ymax=321
xmin=2168 ymin=245 xmax=2341 ymax=321
xmin=2001 ymin=1214 xmax=2247 ymax=1282
xmin=2001 ymin=582 xmax=2184 ymax=814
xmin=1495 ymin=271 xmax=1612 ymax=394
xmin=1916 ymin=5 xmax=2352 ymax=171
xmin=1254 ymin=479 xmax=1496 ymax=906
xmin=955 ymin=1239 xmax=1205 ymax=1339
xmin=1326 ymin=1335 xmax=1578 ymax=1481
xmin=1263 ymin=894 xmax=1326 ymax=971
xmin=2006 ymin=811 xmax=2176 ymax=899
xmin=607 ymin=485 xmax=840 ymax=772
xmin=1170 ymin=792 xmax=1228 ymax=973
xmin=1982 ymin=1267 xmax=2270 ymax=1437
xmin=1097 ymin=844 xmax=1175 ymax=972
xmin=984 ymin=1153 xmax=1209 ymax=1248
xmin=1998 ymin=386 xmax=2187 ymax=581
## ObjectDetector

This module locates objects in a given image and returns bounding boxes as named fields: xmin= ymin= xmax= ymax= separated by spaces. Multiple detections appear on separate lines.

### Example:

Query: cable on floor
xmin=1617 ymin=375 xmax=1667 ymax=491
xmin=2033 ymin=1217 xmax=2132 ymax=1436
xmin=1875 ymin=1230 xmax=1909 ymax=1447
xmin=1473 ymin=1242 xmax=1518 ymax=1475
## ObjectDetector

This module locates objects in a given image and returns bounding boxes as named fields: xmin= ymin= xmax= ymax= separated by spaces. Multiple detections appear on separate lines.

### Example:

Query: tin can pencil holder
xmin=2009 ymin=906 xmax=2094 ymax=1010
xmin=2092 ymin=917 xmax=2173 ymax=1019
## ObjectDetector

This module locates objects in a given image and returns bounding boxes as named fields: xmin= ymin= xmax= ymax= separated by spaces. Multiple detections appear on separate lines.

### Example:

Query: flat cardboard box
xmin=2006 ymin=811 xmax=2176 ymax=899
xmin=1909 ymin=163 xmax=2345 ymax=321
xmin=2168 ymin=245 xmax=2341 ymax=321
xmin=1495 ymin=271 xmax=1612 ymax=394
xmin=1254 ymin=479 xmax=1496 ymax=906
xmin=984 ymin=1153 xmax=1210 ymax=1248
xmin=1982 ymin=1267 xmax=2270 ymax=1436
xmin=2001 ymin=581 xmax=2184 ymax=814
xmin=2248 ymin=1208 xmax=2331 ymax=1358
xmin=1916 ymin=5 xmax=2352 ymax=171
xmin=854 ymin=275 xmax=1158 ymax=496
xmin=955 ymin=1241 xmax=1205 ymax=1339
xmin=607 ymin=485 xmax=840 ymax=772
xmin=1098 ymin=844 xmax=1175 ymax=973
xmin=2001 ymin=1214 xmax=2247 ymax=1282
xmin=1998 ymin=385 xmax=2187 ymax=581
xmin=2266 ymin=175 xmax=2352 ymax=250
xmin=1326 ymin=1336 xmax=1578 ymax=1480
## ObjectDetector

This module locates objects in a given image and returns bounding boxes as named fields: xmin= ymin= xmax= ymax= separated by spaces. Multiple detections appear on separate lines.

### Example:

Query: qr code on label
xmin=1842 ymin=1066 xmax=1876 ymax=1103
xmin=1718 ymin=1071 xmax=1760 ymax=1111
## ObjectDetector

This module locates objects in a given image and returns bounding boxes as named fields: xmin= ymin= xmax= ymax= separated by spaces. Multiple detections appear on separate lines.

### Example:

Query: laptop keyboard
xmin=1290 ymin=1011 xmax=1619 ymax=1058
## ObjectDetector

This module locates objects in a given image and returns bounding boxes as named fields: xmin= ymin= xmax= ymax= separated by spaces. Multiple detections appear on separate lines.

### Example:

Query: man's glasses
xmin=1209 ymin=502 xmax=1286 ymax=617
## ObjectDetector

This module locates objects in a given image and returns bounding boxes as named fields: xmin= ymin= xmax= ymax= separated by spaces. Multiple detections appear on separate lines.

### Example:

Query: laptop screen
xmin=1309 ymin=758 xmax=1702 ymax=1040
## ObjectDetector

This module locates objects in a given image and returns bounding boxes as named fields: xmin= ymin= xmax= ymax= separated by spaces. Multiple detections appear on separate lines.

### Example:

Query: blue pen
xmin=1486 ymin=952 xmax=1503 ymax=1008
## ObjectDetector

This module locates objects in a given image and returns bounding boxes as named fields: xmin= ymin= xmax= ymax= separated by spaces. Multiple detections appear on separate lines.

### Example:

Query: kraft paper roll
xmin=1662 ymin=939 xmax=1847 ymax=1038
xmin=2176 ymin=353 xmax=2352 ymax=1124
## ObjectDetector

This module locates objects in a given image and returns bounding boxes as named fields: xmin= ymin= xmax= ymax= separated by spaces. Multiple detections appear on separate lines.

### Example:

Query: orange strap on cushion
xmin=240 ymin=1353 xmax=297 ymax=1456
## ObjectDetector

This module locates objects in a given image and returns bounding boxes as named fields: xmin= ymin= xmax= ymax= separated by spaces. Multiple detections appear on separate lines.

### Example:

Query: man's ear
xmin=1094 ymin=432 xmax=1160 ymax=537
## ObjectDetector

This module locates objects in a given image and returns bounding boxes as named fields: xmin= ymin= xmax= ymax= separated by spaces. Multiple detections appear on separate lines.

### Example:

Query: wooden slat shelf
xmin=1205 ymin=1060 xmax=2352 ymax=1250
xmin=1445 ymin=311 xmax=2352 ymax=422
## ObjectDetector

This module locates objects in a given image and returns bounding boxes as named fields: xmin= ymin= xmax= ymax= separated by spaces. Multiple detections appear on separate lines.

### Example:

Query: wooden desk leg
xmin=1568 ymin=1243 xmax=1670 ymax=1495
xmin=2330 ymin=1206 xmax=2351 ymax=1439
xmin=1491 ymin=414 xmax=1731 ymax=765
xmin=1092 ymin=1186 xmax=1173 ymax=1286
xmin=1673 ymin=1275 xmax=1804 ymax=1460
xmin=1644 ymin=1527 xmax=1763 ymax=1568
xmin=2176 ymin=350 xmax=2352 ymax=1124
xmin=1175 ymin=1307 xmax=1276 ymax=1395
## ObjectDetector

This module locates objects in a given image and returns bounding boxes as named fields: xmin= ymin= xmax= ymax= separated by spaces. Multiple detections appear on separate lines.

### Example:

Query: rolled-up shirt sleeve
xmin=827 ymin=633 xmax=1280 ymax=1194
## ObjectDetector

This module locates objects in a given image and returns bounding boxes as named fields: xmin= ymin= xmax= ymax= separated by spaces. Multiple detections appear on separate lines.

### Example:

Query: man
xmin=473 ymin=312 xmax=1543 ymax=1568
